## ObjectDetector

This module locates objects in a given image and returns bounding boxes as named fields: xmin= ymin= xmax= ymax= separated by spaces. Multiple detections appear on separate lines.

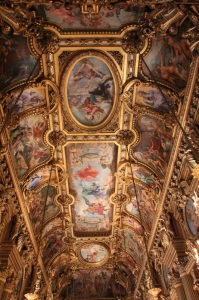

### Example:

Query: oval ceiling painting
xmin=80 ymin=243 xmax=107 ymax=264
xmin=67 ymin=56 xmax=114 ymax=126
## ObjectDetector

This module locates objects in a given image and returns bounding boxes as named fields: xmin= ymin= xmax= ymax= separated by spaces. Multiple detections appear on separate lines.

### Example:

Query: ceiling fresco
xmin=133 ymin=114 xmax=173 ymax=178
xmin=28 ymin=185 xmax=60 ymax=232
xmin=66 ymin=143 xmax=116 ymax=235
xmin=141 ymin=19 xmax=193 ymax=90
xmin=34 ymin=4 xmax=147 ymax=30
xmin=67 ymin=56 xmax=114 ymax=126
xmin=60 ymin=269 xmax=126 ymax=299
xmin=8 ymin=87 xmax=46 ymax=114
xmin=0 ymin=32 xmax=38 ymax=91
xmin=125 ymin=183 xmax=156 ymax=232
xmin=0 ymin=1 xmax=198 ymax=299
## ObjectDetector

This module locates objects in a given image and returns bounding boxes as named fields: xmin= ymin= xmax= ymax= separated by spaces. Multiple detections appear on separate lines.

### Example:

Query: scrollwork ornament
xmin=122 ymin=30 xmax=146 ymax=54
xmin=36 ymin=31 xmax=60 ymax=54
xmin=116 ymin=130 xmax=135 ymax=145
xmin=48 ymin=131 xmax=67 ymax=146
xmin=0 ymin=143 xmax=8 ymax=156
xmin=57 ymin=195 xmax=73 ymax=206
xmin=112 ymin=194 xmax=126 ymax=205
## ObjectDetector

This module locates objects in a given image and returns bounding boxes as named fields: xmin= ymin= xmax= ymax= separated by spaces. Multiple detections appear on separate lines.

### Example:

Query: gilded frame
xmin=60 ymin=50 xmax=122 ymax=131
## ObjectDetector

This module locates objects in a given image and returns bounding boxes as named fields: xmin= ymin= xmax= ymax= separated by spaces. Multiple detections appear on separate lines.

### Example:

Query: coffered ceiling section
xmin=0 ymin=1 xmax=198 ymax=298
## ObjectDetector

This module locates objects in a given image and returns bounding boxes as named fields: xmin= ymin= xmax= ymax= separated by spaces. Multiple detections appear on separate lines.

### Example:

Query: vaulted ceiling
xmin=0 ymin=0 xmax=199 ymax=299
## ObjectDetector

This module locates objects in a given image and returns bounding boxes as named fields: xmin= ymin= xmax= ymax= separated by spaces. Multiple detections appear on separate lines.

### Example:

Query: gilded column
xmin=181 ymin=273 xmax=199 ymax=300
xmin=174 ymin=282 xmax=187 ymax=300
xmin=0 ymin=278 xmax=6 ymax=299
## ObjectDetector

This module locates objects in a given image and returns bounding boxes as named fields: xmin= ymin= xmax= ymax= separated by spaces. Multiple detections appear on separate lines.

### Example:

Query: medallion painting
xmin=185 ymin=199 xmax=199 ymax=235
xmin=67 ymin=57 xmax=114 ymax=126
xmin=135 ymin=84 xmax=174 ymax=113
xmin=60 ymin=270 xmax=126 ymax=299
xmin=0 ymin=31 xmax=37 ymax=91
xmin=143 ymin=28 xmax=192 ymax=89
xmin=10 ymin=115 xmax=51 ymax=179
xmin=29 ymin=185 xmax=59 ymax=231
xmin=66 ymin=143 xmax=116 ymax=233
xmin=133 ymin=115 xmax=173 ymax=178
xmin=8 ymin=88 xmax=46 ymax=114
xmin=35 ymin=4 xmax=145 ymax=30
xmin=125 ymin=184 xmax=155 ymax=231
xmin=80 ymin=243 xmax=107 ymax=264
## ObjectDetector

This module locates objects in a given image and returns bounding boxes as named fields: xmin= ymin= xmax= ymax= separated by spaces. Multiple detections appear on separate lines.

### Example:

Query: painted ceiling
xmin=0 ymin=0 xmax=198 ymax=299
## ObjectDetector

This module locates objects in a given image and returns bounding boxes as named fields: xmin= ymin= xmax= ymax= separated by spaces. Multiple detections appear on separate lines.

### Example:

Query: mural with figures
xmin=125 ymin=164 xmax=157 ymax=188
xmin=35 ymin=4 xmax=146 ymax=30
xmin=42 ymin=218 xmax=62 ymax=238
xmin=0 ymin=32 xmax=37 ymax=91
xmin=27 ymin=166 xmax=57 ymax=190
xmin=51 ymin=259 xmax=70 ymax=293
xmin=135 ymin=84 xmax=174 ymax=113
xmin=122 ymin=216 xmax=143 ymax=235
xmin=8 ymin=88 xmax=46 ymax=114
xmin=42 ymin=229 xmax=66 ymax=266
xmin=123 ymin=228 xmax=143 ymax=266
xmin=143 ymin=22 xmax=192 ymax=89
xmin=118 ymin=261 xmax=135 ymax=292
xmin=125 ymin=184 xmax=155 ymax=231
xmin=133 ymin=115 xmax=173 ymax=178
xmin=66 ymin=143 xmax=116 ymax=233
xmin=10 ymin=115 xmax=51 ymax=179
xmin=185 ymin=200 xmax=199 ymax=235
xmin=29 ymin=185 xmax=59 ymax=231
xmin=67 ymin=57 xmax=114 ymax=126
xmin=119 ymin=252 xmax=136 ymax=269
xmin=60 ymin=270 xmax=126 ymax=299
xmin=80 ymin=243 xmax=107 ymax=263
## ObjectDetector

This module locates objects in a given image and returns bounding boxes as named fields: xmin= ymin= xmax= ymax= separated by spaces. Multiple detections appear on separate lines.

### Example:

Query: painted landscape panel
xmin=122 ymin=216 xmax=143 ymax=235
xmin=125 ymin=184 xmax=155 ymax=232
xmin=126 ymin=164 xmax=157 ymax=188
xmin=0 ymin=32 xmax=37 ymax=91
xmin=60 ymin=270 xmax=126 ymax=299
xmin=8 ymin=88 xmax=46 ymax=114
xmin=133 ymin=115 xmax=172 ymax=178
xmin=67 ymin=57 xmax=114 ymax=126
xmin=135 ymin=84 xmax=174 ymax=113
xmin=123 ymin=228 xmax=143 ymax=266
xmin=10 ymin=115 xmax=51 ymax=179
xmin=10 ymin=116 xmax=51 ymax=179
xmin=27 ymin=166 xmax=57 ymax=190
xmin=66 ymin=143 xmax=117 ymax=233
xmin=42 ymin=229 xmax=66 ymax=266
xmin=29 ymin=185 xmax=59 ymax=231
xmin=143 ymin=32 xmax=192 ymax=89
xmin=35 ymin=4 xmax=146 ymax=30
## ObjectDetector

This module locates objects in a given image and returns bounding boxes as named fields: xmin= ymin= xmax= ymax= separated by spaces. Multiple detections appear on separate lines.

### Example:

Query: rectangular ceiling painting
xmin=66 ymin=143 xmax=117 ymax=234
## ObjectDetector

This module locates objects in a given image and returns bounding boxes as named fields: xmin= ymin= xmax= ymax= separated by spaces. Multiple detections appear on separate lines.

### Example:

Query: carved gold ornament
xmin=192 ymin=164 xmax=199 ymax=179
